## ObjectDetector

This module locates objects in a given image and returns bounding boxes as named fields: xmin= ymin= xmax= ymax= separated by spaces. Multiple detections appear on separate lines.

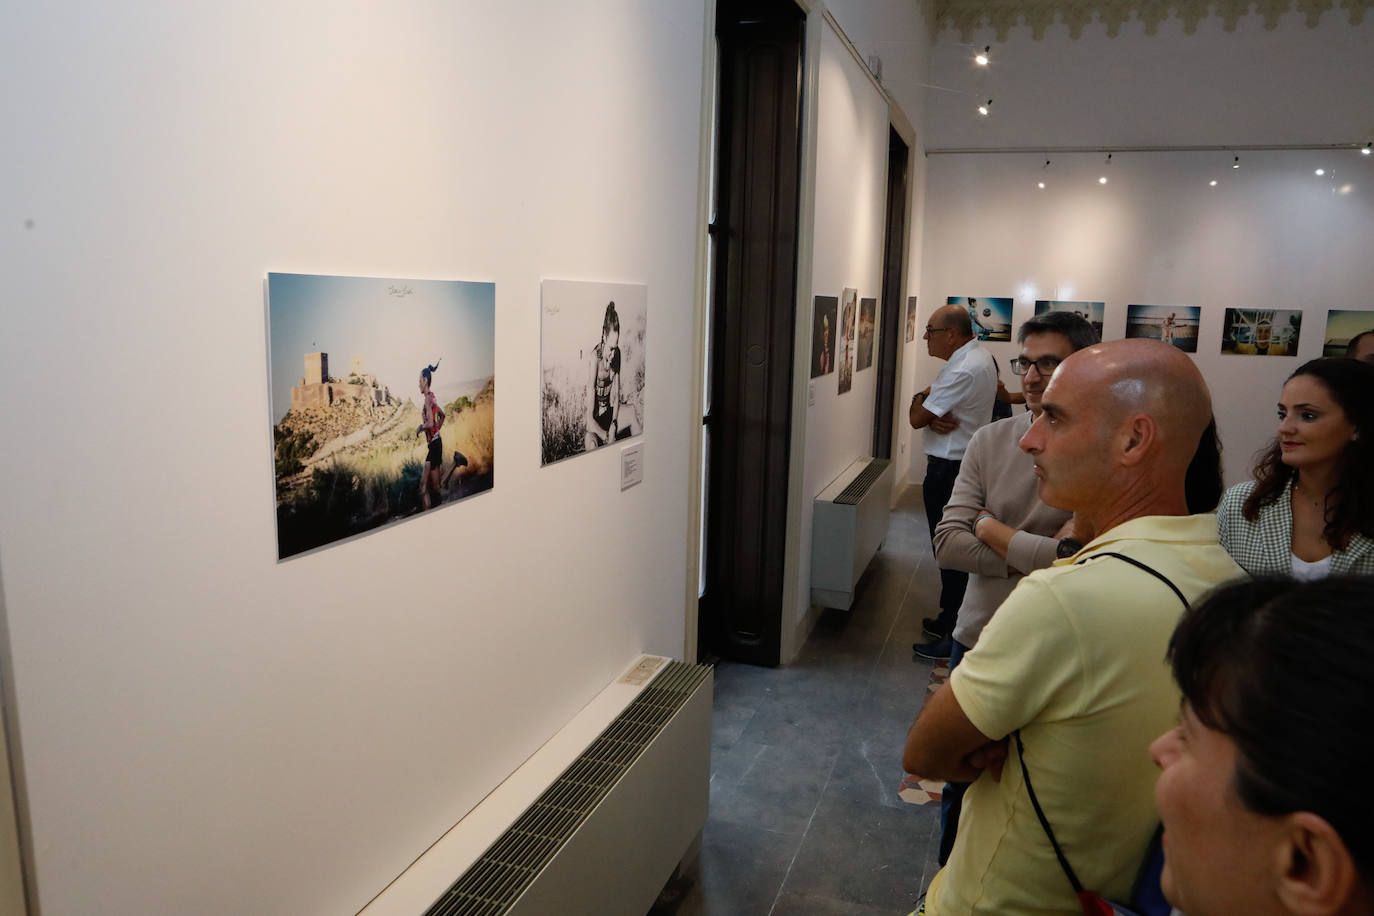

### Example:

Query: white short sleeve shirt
xmin=923 ymin=338 xmax=998 ymax=461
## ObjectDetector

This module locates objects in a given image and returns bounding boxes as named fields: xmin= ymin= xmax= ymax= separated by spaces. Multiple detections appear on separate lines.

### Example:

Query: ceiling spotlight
xmin=1232 ymin=156 xmax=1240 ymax=169
xmin=1315 ymin=168 xmax=1325 ymax=176
xmin=1209 ymin=180 xmax=1218 ymax=186
xmin=1098 ymin=176 xmax=1108 ymax=184
xmin=1362 ymin=143 xmax=1371 ymax=156
xmin=1037 ymin=181 xmax=1046 ymax=189
xmin=975 ymin=46 xmax=990 ymax=66
xmin=978 ymin=99 xmax=992 ymax=116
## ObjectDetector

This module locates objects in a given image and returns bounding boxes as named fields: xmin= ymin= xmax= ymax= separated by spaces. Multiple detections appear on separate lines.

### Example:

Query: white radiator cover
xmin=359 ymin=656 xmax=711 ymax=916
xmin=810 ymin=457 xmax=894 ymax=610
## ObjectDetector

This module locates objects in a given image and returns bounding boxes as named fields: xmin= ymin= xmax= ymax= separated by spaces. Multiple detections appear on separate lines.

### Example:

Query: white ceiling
xmin=920 ymin=10 xmax=1374 ymax=150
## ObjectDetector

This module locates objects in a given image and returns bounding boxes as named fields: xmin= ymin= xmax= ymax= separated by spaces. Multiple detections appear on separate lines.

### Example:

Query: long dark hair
xmin=1168 ymin=576 xmax=1374 ymax=886
xmin=1185 ymin=416 xmax=1223 ymax=514
xmin=1243 ymin=358 xmax=1374 ymax=549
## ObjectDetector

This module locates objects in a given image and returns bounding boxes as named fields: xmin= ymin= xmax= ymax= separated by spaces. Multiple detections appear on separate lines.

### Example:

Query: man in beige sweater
xmin=913 ymin=309 xmax=1097 ymax=865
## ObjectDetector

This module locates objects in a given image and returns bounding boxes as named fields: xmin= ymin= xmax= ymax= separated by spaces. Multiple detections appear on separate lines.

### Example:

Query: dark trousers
xmin=922 ymin=455 xmax=968 ymax=634
xmin=937 ymin=638 xmax=970 ymax=865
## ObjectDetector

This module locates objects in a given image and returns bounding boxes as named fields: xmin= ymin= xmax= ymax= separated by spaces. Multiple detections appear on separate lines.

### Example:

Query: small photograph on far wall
xmin=811 ymin=295 xmax=838 ymax=378
xmin=540 ymin=279 xmax=648 ymax=467
xmin=948 ymin=296 xmax=1012 ymax=342
xmin=857 ymin=297 xmax=877 ymax=371
xmin=1220 ymin=309 xmax=1302 ymax=357
xmin=1323 ymin=309 xmax=1374 ymax=358
xmin=839 ymin=287 xmax=857 ymax=395
xmin=1125 ymin=304 xmax=1200 ymax=353
xmin=905 ymin=296 xmax=918 ymax=343
xmin=1034 ymin=300 xmax=1105 ymax=342
xmin=267 ymin=272 xmax=496 ymax=560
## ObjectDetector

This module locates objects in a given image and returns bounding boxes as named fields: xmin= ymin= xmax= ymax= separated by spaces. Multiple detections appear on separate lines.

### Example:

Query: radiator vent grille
xmin=422 ymin=661 xmax=712 ymax=916
xmin=834 ymin=458 xmax=890 ymax=505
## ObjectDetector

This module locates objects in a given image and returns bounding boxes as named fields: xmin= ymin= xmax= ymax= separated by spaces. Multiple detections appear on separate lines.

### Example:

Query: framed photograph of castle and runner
xmin=540 ymin=279 xmax=648 ymax=467
xmin=266 ymin=272 xmax=496 ymax=560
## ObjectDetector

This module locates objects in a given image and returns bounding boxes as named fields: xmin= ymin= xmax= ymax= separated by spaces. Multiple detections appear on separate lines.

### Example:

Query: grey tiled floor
xmin=660 ymin=486 xmax=944 ymax=915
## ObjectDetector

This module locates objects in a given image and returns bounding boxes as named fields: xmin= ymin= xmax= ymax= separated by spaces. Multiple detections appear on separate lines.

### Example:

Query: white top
xmin=1290 ymin=552 xmax=1332 ymax=581
xmin=923 ymin=338 xmax=999 ymax=461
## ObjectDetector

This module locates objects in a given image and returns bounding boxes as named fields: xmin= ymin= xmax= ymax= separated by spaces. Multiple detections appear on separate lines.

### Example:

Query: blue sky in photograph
xmin=268 ymin=273 xmax=495 ymax=423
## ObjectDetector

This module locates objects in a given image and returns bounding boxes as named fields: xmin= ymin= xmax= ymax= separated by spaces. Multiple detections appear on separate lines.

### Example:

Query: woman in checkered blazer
xmin=1218 ymin=358 xmax=1374 ymax=578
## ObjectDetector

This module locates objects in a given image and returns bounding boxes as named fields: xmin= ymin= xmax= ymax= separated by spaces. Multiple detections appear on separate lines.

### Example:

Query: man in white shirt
xmin=909 ymin=304 xmax=998 ymax=644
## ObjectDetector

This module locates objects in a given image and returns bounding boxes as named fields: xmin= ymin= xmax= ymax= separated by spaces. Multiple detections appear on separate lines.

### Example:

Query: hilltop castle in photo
xmin=289 ymin=352 xmax=393 ymax=411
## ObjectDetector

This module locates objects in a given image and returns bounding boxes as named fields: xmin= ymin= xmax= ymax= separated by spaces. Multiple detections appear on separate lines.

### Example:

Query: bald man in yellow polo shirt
xmin=904 ymin=340 xmax=1244 ymax=916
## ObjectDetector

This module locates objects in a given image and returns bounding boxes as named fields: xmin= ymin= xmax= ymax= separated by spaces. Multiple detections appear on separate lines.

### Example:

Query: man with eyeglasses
xmin=913 ymin=309 xmax=1096 ymax=867
xmin=909 ymin=304 xmax=998 ymax=643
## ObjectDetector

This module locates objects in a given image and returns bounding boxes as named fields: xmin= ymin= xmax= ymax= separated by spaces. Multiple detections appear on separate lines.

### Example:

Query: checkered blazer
xmin=1218 ymin=480 xmax=1374 ymax=576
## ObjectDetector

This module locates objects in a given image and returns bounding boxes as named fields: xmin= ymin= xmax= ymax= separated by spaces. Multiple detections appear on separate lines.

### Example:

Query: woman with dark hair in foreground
xmin=1219 ymin=358 xmax=1374 ymax=578
xmin=1152 ymin=576 xmax=1374 ymax=916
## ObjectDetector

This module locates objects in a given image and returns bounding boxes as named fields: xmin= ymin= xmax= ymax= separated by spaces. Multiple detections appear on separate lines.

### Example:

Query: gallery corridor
xmin=658 ymin=486 xmax=944 ymax=914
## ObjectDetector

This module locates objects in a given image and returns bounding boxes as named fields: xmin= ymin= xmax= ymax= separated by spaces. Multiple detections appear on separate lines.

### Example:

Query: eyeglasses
xmin=923 ymin=325 xmax=952 ymax=337
xmin=1010 ymin=355 xmax=1063 ymax=376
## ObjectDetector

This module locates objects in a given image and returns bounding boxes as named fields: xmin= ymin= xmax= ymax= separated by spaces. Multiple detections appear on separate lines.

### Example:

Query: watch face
xmin=1056 ymin=537 xmax=1083 ymax=559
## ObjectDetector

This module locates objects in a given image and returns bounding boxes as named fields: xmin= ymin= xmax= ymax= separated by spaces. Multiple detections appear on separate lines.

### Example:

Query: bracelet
xmin=974 ymin=513 xmax=996 ymax=527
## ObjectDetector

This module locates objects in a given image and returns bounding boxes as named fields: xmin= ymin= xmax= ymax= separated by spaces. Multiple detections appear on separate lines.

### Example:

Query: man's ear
xmin=1117 ymin=414 xmax=1156 ymax=466
xmin=1274 ymin=812 xmax=1362 ymax=915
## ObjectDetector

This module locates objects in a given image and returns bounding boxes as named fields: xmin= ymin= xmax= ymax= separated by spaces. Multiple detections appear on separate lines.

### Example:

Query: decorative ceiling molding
xmin=935 ymin=0 xmax=1370 ymax=40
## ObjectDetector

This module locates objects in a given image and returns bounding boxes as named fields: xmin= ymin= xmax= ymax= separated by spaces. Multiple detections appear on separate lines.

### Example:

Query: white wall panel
xmin=794 ymin=21 xmax=893 ymax=629
xmin=0 ymin=2 xmax=706 ymax=914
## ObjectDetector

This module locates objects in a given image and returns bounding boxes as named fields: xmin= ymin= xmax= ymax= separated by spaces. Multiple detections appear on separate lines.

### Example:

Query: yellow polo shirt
xmin=925 ymin=514 xmax=1244 ymax=916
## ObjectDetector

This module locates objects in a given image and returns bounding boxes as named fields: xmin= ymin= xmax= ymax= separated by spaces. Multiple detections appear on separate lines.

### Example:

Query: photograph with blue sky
xmin=1125 ymin=304 xmax=1200 ymax=353
xmin=267 ymin=272 xmax=496 ymax=559
xmin=948 ymin=296 xmax=1012 ymax=342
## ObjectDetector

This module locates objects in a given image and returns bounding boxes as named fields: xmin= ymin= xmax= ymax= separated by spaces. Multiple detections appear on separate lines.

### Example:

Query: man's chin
xmin=1036 ymin=479 xmax=1074 ymax=512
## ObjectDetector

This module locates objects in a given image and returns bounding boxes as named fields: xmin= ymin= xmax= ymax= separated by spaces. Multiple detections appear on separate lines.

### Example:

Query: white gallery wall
xmin=822 ymin=0 xmax=936 ymax=495
xmin=793 ymin=20 xmax=894 ymax=630
xmin=917 ymin=148 xmax=1374 ymax=486
xmin=0 ymin=2 xmax=707 ymax=914
xmin=909 ymin=10 xmax=1372 ymax=489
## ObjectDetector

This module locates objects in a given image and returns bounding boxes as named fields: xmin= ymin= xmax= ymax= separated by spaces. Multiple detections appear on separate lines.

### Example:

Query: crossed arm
xmin=903 ymin=682 xmax=1007 ymax=783
xmin=909 ymin=387 xmax=959 ymax=433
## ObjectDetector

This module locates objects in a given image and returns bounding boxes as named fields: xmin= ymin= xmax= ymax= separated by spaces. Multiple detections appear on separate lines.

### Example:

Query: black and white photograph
xmin=811 ymin=295 xmax=838 ymax=378
xmin=838 ymin=287 xmax=857 ymax=395
xmin=857 ymin=297 xmax=877 ymax=371
xmin=540 ymin=279 xmax=648 ymax=466
xmin=905 ymin=295 xmax=918 ymax=343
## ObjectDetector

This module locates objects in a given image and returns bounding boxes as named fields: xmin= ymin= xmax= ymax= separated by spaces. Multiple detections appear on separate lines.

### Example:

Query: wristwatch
xmin=1056 ymin=537 xmax=1083 ymax=559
